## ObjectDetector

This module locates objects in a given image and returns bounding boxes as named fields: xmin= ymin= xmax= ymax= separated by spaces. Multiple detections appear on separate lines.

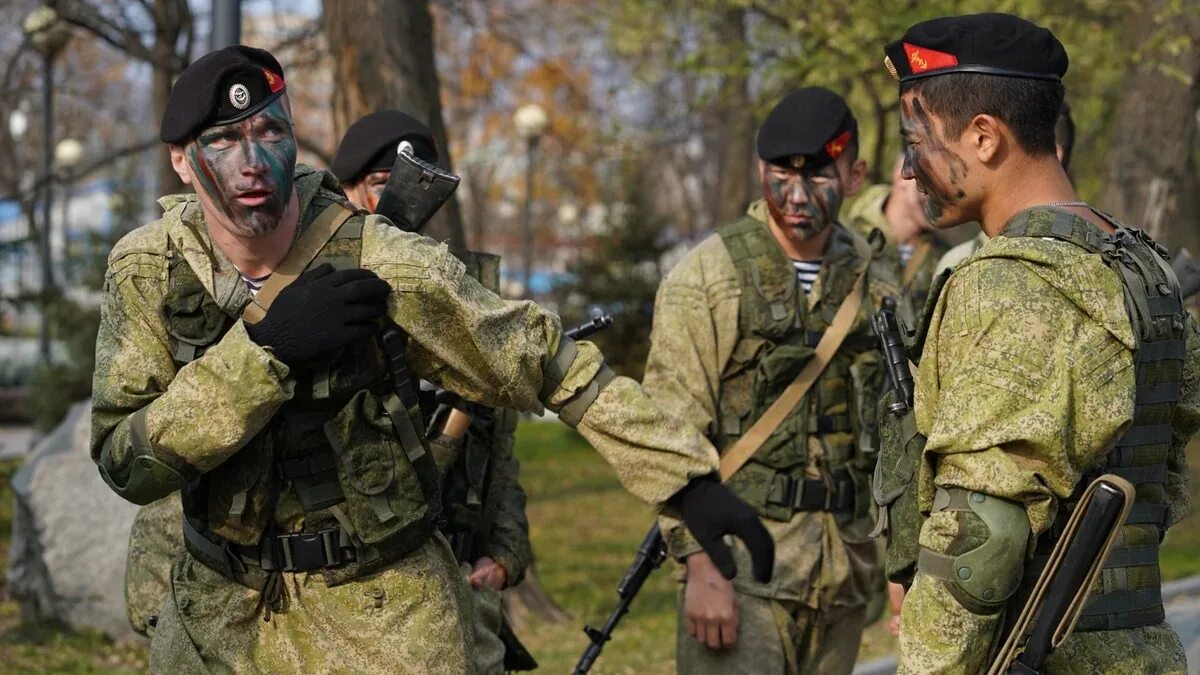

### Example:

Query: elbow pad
xmin=540 ymin=336 xmax=616 ymax=428
xmin=99 ymin=453 xmax=186 ymax=505
xmin=917 ymin=488 xmax=1030 ymax=615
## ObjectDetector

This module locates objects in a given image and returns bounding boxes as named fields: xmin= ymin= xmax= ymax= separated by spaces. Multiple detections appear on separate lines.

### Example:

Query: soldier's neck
xmin=770 ymin=219 xmax=832 ymax=262
xmin=205 ymin=191 xmax=301 ymax=279
xmin=978 ymin=157 xmax=1110 ymax=236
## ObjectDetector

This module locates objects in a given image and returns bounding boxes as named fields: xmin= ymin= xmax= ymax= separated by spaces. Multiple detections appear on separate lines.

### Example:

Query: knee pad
xmin=917 ymin=487 xmax=1030 ymax=614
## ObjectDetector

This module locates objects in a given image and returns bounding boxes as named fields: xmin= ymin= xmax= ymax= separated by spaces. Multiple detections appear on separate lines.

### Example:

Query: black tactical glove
xmin=245 ymin=263 xmax=391 ymax=364
xmin=675 ymin=475 xmax=775 ymax=582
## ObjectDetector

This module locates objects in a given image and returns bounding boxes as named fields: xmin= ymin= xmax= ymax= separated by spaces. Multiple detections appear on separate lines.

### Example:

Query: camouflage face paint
xmin=763 ymin=161 xmax=844 ymax=241
xmin=900 ymin=95 xmax=968 ymax=226
xmin=187 ymin=97 xmax=297 ymax=237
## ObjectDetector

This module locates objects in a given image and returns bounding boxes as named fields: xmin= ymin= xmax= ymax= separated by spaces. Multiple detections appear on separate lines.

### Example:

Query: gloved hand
xmin=675 ymin=476 xmax=775 ymax=583
xmin=245 ymin=263 xmax=391 ymax=364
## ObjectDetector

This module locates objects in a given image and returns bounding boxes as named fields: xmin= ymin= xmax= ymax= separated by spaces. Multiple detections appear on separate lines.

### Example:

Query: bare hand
xmin=684 ymin=552 xmax=739 ymax=650
xmin=887 ymin=581 xmax=906 ymax=637
xmin=467 ymin=556 xmax=508 ymax=591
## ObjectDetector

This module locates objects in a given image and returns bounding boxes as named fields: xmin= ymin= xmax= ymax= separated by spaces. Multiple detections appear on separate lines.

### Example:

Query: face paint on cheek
xmin=903 ymin=97 xmax=969 ymax=225
xmin=765 ymin=172 xmax=791 ymax=208
xmin=187 ymin=143 xmax=238 ymax=222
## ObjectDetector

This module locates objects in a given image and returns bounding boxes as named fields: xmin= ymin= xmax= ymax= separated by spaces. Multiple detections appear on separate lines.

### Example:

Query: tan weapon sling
xmin=902 ymin=238 xmax=932 ymax=287
xmin=241 ymin=202 xmax=355 ymax=324
xmin=719 ymin=265 xmax=869 ymax=480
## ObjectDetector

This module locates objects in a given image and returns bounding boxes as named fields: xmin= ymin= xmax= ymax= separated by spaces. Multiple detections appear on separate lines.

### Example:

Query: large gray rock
xmin=7 ymin=400 xmax=141 ymax=642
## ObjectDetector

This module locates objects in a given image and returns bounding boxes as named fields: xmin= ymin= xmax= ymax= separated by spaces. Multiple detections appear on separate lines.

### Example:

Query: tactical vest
xmin=1003 ymin=209 xmax=1186 ymax=632
xmin=876 ymin=208 xmax=1186 ymax=632
xmin=163 ymin=198 xmax=441 ymax=587
xmin=716 ymin=217 xmax=878 ymax=522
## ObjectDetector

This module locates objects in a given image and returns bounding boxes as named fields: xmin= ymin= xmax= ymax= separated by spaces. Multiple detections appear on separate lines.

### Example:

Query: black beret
xmin=884 ymin=14 xmax=1068 ymax=84
xmin=756 ymin=87 xmax=857 ymax=170
xmin=160 ymin=46 xmax=287 ymax=143
xmin=331 ymin=111 xmax=439 ymax=184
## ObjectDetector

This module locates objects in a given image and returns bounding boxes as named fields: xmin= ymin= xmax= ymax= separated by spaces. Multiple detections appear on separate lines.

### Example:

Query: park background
xmin=0 ymin=0 xmax=1197 ymax=672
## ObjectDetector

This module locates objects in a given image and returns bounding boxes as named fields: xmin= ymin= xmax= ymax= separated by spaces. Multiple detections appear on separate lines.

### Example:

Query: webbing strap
xmin=1136 ymin=382 xmax=1181 ymax=406
xmin=718 ymin=264 xmax=869 ymax=481
xmin=1126 ymin=502 xmax=1169 ymax=526
xmin=1147 ymin=296 xmax=1182 ymax=317
xmin=129 ymin=407 xmax=154 ymax=455
xmin=557 ymin=364 xmax=616 ymax=428
xmin=241 ymin=203 xmax=355 ymax=324
xmin=1080 ymin=587 xmax=1163 ymax=617
xmin=1138 ymin=339 xmax=1186 ymax=363
xmin=1110 ymin=464 xmax=1168 ymax=484
xmin=539 ymin=337 xmax=578 ymax=402
xmin=1115 ymin=424 xmax=1173 ymax=448
xmin=1103 ymin=544 xmax=1159 ymax=568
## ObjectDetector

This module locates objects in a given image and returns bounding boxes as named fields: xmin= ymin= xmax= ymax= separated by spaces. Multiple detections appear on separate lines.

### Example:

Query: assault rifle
xmin=572 ymin=524 xmax=667 ymax=675
xmin=871 ymin=297 xmax=915 ymax=414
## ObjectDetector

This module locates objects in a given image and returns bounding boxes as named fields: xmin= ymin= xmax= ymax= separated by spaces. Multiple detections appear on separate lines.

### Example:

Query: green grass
xmin=0 ymin=429 xmax=1194 ymax=672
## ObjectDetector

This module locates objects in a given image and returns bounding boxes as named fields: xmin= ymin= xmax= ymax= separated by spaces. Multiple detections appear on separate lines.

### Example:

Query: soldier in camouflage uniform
xmin=93 ymin=46 xmax=773 ymax=673
xmin=846 ymin=153 xmax=950 ymax=312
xmin=332 ymin=111 xmax=535 ymax=673
xmin=643 ymin=88 xmax=909 ymax=675
xmin=875 ymin=15 xmax=1198 ymax=673
xmin=122 ymin=110 xmax=538 ymax=674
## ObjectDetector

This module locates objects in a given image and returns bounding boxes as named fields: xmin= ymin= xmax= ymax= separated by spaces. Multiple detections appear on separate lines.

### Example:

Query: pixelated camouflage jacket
xmin=846 ymin=183 xmax=950 ymax=312
xmin=91 ymin=165 xmax=720 ymax=541
xmin=644 ymin=200 xmax=908 ymax=608
xmin=899 ymin=210 xmax=1200 ymax=673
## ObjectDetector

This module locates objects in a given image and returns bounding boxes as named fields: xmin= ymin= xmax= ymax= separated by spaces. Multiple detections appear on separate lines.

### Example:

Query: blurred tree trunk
xmin=321 ymin=0 xmax=466 ymax=251
xmin=711 ymin=8 xmax=755 ymax=227
xmin=1099 ymin=3 xmax=1200 ymax=254
xmin=151 ymin=0 xmax=189 ymax=196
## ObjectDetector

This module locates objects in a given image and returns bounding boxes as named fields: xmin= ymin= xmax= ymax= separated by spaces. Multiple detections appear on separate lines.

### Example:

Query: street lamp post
xmin=24 ymin=6 xmax=72 ymax=363
xmin=513 ymin=104 xmax=549 ymax=297
xmin=55 ymin=138 xmax=83 ymax=284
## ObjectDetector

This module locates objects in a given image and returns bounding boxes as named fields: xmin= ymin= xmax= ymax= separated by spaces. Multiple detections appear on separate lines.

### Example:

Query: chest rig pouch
xmin=165 ymin=204 xmax=442 ymax=586
xmin=716 ymin=217 xmax=874 ymax=522
xmin=872 ymin=268 xmax=951 ymax=585
xmin=1002 ymin=208 xmax=1187 ymax=632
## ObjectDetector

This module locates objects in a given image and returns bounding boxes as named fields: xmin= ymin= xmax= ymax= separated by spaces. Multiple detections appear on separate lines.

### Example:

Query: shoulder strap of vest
xmin=242 ymin=202 xmax=356 ymax=323
xmin=719 ymin=248 xmax=872 ymax=481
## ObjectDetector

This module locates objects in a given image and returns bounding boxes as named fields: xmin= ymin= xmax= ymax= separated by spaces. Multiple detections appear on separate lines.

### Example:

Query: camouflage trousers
xmin=675 ymin=590 xmax=867 ymax=675
xmin=149 ymin=537 xmax=475 ymax=674
xmin=461 ymin=563 xmax=506 ymax=675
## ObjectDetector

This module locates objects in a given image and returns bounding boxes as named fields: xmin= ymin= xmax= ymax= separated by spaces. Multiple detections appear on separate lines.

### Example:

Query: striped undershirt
xmin=791 ymin=259 xmax=822 ymax=293
xmin=240 ymin=272 xmax=271 ymax=297
xmin=897 ymin=242 xmax=914 ymax=267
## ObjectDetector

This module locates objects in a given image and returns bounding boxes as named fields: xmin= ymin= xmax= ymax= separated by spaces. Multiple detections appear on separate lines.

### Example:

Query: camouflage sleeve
xmin=361 ymin=219 xmax=719 ymax=506
xmin=481 ymin=408 xmax=533 ymax=585
xmin=91 ymin=246 xmax=293 ymax=498
xmin=900 ymin=254 xmax=1135 ymax=673
xmin=640 ymin=237 xmax=740 ymax=559
xmin=1167 ymin=319 xmax=1200 ymax=526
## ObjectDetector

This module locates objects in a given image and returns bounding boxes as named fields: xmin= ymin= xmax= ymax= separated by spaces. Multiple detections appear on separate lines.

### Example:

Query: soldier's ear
xmin=845 ymin=157 xmax=869 ymax=198
xmin=169 ymin=144 xmax=194 ymax=187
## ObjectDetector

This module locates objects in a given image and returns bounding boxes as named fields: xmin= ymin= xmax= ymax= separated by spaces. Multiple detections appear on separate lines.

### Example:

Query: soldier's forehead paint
xmin=900 ymin=95 xmax=968 ymax=225
xmin=187 ymin=97 xmax=297 ymax=237
xmin=765 ymin=161 xmax=844 ymax=241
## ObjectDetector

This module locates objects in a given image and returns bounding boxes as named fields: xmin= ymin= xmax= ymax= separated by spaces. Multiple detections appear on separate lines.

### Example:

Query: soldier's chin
xmin=231 ymin=209 xmax=285 ymax=237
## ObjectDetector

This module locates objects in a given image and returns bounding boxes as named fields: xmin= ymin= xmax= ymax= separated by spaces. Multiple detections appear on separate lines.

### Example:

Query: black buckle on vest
xmin=271 ymin=528 xmax=354 ymax=573
xmin=766 ymin=474 xmax=854 ymax=513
